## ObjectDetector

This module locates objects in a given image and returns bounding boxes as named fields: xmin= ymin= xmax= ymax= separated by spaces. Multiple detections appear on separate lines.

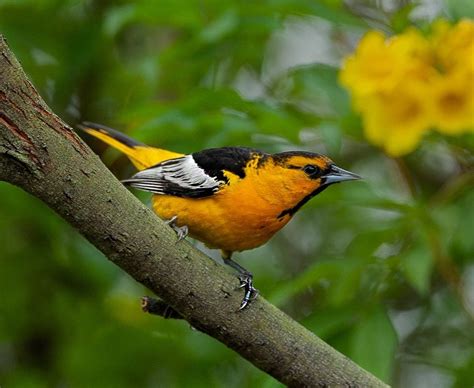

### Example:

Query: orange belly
xmin=152 ymin=188 xmax=292 ymax=252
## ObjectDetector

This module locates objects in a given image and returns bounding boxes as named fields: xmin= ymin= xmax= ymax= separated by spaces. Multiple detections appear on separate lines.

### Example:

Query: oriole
xmin=79 ymin=122 xmax=360 ymax=309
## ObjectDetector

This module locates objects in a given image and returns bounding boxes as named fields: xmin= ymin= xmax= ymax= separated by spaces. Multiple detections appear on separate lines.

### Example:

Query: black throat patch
xmin=277 ymin=183 xmax=329 ymax=219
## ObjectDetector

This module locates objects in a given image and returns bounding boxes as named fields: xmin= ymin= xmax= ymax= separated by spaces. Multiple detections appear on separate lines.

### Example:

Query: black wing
xmin=122 ymin=147 xmax=265 ymax=198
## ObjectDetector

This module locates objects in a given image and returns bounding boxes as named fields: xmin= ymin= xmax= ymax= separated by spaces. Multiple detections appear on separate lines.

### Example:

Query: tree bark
xmin=0 ymin=35 xmax=389 ymax=387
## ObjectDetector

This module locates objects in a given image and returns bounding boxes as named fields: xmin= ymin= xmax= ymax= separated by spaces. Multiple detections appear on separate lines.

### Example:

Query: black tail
xmin=78 ymin=121 xmax=144 ymax=148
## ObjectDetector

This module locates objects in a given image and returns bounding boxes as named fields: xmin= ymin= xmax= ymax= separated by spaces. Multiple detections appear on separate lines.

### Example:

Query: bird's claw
xmin=175 ymin=225 xmax=188 ymax=241
xmin=165 ymin=216 xmax=189 ymax=242
xmin=238 ymin=273 xmax=259 ymax=310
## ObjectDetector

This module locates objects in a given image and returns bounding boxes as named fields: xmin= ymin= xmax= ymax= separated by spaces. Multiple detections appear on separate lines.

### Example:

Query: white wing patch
xmin=122 ymin=155 xmax=223 ymax=198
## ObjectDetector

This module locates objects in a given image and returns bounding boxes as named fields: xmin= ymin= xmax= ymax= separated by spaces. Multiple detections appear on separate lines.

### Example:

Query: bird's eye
xmin=303 ymin=164 xmax=320 ymax=176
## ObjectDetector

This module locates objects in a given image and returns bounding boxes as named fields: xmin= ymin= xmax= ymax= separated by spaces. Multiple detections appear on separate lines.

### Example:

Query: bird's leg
xmin=222 ymin=252 xmax=259 ymax=310
xmin=165 ymin=215 xmax=188 ymax=242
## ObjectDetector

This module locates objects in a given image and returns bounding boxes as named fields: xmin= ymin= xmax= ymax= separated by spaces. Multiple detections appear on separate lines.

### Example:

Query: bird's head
xmin=267 ymin=151 xmax=361 ymax=217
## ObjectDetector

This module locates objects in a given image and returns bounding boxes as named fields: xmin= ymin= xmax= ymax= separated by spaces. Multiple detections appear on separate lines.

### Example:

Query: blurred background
xmin=0 ymin=0 xmax=473 ymax=387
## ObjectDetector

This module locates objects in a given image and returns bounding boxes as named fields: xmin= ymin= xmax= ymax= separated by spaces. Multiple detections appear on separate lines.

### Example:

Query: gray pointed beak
xmin=322 ymin=165 xmax=361 ymax=185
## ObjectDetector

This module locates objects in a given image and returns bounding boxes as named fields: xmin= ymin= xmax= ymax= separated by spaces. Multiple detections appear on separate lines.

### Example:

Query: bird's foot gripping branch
xmin=0 ymin=35 xmax=387 ymax=387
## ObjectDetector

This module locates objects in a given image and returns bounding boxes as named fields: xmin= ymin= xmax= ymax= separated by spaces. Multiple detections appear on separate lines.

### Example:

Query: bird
xmin=78 ymin=122 xmax=361 ymax=309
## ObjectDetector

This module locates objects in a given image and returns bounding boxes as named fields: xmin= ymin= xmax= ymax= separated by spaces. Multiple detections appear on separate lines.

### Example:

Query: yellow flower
xmin=339 ymin=19 xmax=474 ymax=157
xmin=340 ymin=29 xmax=434 ymax=98
xmin=434 ymin=19 xmax=474 ymax=73
xmin=339 ymin=31 xmax=409 ymax=97
xmin=432 ymin=69 xmax=474 ymax=134
xmin=391 ymin=28 xmax=436 ymax=82
xmin=360 ymin=82 xmax=432 ymax=156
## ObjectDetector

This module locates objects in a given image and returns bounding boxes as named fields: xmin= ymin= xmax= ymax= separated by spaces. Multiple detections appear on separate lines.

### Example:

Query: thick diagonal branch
xmin=0 ymin=35 xmax=388 ymax=387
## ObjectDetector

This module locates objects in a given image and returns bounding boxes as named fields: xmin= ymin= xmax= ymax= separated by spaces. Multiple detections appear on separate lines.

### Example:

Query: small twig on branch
xmin=141 ymin=296 xmax=184 ymax=319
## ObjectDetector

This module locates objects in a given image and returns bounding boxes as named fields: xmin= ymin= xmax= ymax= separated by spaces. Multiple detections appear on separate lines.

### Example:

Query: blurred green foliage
xmin=1 ymin=1 xmax=473 ymax=387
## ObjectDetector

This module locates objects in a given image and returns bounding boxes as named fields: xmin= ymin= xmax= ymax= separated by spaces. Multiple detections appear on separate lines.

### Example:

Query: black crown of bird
xmin=78 ymin=122 xmax=361 ymax=309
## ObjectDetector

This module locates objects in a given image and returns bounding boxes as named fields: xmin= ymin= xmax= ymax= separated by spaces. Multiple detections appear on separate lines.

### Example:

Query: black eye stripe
xmin=286 ymin=163 xmax=324 ymax=177
xmin=303 ymin=164 xmax=320 ymax=175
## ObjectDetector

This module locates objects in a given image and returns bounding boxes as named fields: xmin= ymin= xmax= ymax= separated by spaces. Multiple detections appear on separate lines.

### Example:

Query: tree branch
xmin=0 ymin=35 xmax=389 ymax=387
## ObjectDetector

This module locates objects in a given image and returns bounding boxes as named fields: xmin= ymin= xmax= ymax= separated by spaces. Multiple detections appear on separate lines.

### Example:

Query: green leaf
xmin=349 ymin=305 xmax=397 ymax=382
xmin=268 ymin=257 xmax=366 ymax=307
xmin=445 ymin=0 xmax=474 ymax=19
xmin=319 ymin=121 xmax=342 ymax=155
xmin=401 ymin=244 xmax=434 ymax=295
xmin=305 ymin=1 xmax=368 ymax=27
xmin=290 ymin=64 xmax=351 ymax=119
xmin=390 ymin=3 xmax=417 ymax=33
xmin=103 ymin=4 xmax=137 ymax=36
xmin=198 ymin=9 xmax=239 ymax=43
xmin=304 ymin=307 xmax=357 ymax=339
